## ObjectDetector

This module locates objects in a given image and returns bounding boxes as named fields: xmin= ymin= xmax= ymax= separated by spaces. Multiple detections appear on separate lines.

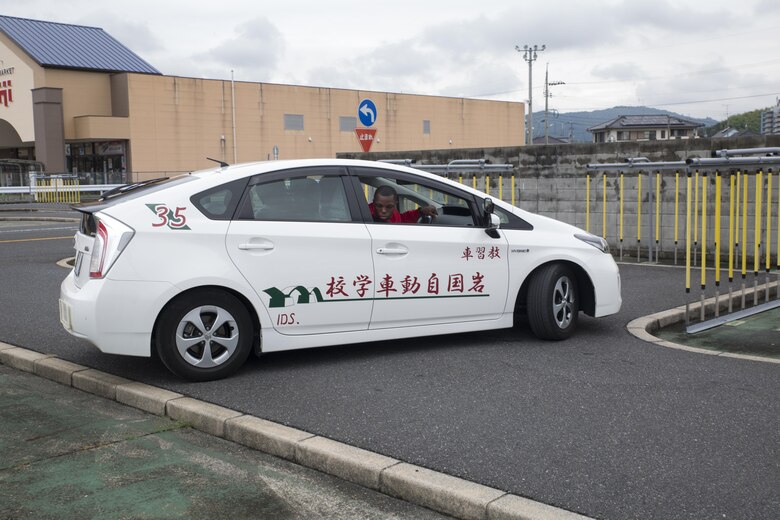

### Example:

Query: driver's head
xmin=372 ymin=185 xmax=398 ymax=222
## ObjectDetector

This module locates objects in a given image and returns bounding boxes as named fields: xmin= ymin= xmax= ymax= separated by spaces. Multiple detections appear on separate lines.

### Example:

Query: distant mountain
xmin=532 ymin=106 xmax=718 ymax=143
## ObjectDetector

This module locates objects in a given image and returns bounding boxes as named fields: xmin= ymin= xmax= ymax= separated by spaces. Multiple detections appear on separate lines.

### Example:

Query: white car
xmin=59 ymin=159 xmax=621 ymax=381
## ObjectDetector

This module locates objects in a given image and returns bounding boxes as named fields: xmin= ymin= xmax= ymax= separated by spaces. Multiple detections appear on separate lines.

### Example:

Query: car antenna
xmin=206 ymin=157 xmax=229 ymax=168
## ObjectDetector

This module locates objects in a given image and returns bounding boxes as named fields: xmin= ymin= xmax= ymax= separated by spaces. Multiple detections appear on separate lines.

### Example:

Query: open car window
xmin=350 ymin=168 xmax=479 ymax=227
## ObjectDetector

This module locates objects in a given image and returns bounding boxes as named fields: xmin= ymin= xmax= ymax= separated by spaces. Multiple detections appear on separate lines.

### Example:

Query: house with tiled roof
xmin=587 ymin=114 xmax=703 ymax=143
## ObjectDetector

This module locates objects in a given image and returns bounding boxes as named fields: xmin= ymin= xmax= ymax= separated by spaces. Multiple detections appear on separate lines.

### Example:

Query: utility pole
xmin=515 ymin=44 xmax=545 ymax=145
xmin=543 ymin=63 xmax=565 ymax=145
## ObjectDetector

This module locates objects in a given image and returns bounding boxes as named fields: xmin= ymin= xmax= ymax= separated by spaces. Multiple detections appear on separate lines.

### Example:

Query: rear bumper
xmin=59 ymin=272 xmax=177 ymax=357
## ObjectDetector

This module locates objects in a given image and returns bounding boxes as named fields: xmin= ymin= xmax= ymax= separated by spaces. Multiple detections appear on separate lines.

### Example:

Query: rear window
xmin=191 ymin=178 xmax=248 ymax=220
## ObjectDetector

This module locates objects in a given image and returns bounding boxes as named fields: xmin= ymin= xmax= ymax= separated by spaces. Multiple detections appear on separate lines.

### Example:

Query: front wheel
xmin=527 ymin=263 xmax=579 ymax=340
xmin=156 ymin=289 xmax=254 ymax=381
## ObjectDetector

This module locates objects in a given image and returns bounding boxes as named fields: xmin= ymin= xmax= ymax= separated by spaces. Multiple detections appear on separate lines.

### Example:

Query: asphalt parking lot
xmin=1 ymin=205 xmax=778 ymax=520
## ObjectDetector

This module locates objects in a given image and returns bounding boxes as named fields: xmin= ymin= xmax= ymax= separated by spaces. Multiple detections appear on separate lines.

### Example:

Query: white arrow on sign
xmin=360 ymin=103 xmax=375 ymax=124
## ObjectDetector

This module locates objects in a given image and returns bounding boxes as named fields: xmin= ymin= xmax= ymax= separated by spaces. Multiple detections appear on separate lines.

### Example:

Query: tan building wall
xmin=0 ymin=33 xmax=37 ymax=145
xmin=41 ymin=69 xmax=116 ymax=139
xmin=124 ymin=74 xmax=524 ymax=180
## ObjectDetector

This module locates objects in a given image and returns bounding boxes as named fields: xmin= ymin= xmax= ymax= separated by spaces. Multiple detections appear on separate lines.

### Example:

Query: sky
xmin=3 ymin=0 xmax=780 ymax=122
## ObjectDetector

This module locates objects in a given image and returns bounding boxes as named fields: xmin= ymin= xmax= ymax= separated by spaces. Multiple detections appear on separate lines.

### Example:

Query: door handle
xmin=376 ymin=247 xmax=407 ymax=255
xmin=238 ymin=243 xmax=274 ymax=250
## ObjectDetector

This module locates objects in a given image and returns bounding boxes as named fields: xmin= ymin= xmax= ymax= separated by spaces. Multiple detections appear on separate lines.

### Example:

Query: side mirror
xmin=483 ymin=198 xmax=500 ymax=238
xmin=483 ymin=198 xmax=495 ymax=220
xmin=482 ymin=197 xmax=496 ymax=216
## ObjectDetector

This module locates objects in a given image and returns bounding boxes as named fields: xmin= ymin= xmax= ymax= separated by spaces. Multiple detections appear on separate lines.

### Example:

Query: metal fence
xmin=586 ymin=149 xmax=780 ymax=331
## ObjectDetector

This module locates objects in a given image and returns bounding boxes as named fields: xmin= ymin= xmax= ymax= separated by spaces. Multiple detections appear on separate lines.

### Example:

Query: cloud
xmin=78 ymin=13 xmax=164 ymax=55
xmin=202 ymin=17 xmax=285 ymax=80
xmin=592 ymin=62 xmax=643 ymax=81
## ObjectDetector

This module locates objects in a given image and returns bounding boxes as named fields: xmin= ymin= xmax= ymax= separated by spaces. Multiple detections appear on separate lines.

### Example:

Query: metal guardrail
xmin=0 ymin=184 xmax=122 ymax=195
xmin=379 ymin=159 xmax=514 ymax=176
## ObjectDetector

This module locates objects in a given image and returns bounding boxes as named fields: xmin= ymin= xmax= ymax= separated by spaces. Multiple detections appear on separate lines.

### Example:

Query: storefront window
xmin=66 ymin=140 xmax=127 ymax=184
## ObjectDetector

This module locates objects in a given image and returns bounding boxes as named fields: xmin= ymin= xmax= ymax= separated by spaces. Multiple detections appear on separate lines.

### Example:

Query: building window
xmin=339 ymin=116 xmax=357 ymax=132
xmin=284 ymin=114 xmax=304 ymax=131
xmin=616 ymin=131 xmax=629 ymax=141
xmin=671 ymin=129 xmax=688 ymax=138
xmin=645 ymin=131 xmax=656 ymax=140
xmin=660 ymin=130 xmax=666 ymax=139
xmin=423 ymin=120 xmax=431 ymax=135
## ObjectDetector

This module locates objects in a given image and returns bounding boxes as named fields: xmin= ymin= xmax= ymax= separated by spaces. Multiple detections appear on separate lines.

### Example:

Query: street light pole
xmin=516 ymin=44 xmax=545 ymax=145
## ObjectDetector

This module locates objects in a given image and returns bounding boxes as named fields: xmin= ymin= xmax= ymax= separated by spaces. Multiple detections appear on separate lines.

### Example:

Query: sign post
xmin=355 ymin=128 xmax=377 ymax=153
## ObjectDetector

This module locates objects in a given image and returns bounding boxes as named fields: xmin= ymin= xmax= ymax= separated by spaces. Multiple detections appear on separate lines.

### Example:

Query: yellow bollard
xmin=742 ymin=173 xmax=748 ymax=272
xmin=511 ymin=175 xmax=516 ymax=206
xmin=602 ymin=173 xmax=607 ymax=239
xmin=685 ymin=172 xmax=692 ymax=317
xmin=485 ymin=175 xmax=490 ymax=196
xmin=620 ymin=172 xmax=624 ymax=258
xmin=735 ymin=170 xmax=741 ymax=248
xmin=693 ymin=170 xmax=699 ymax=249
xmin=499 ymin=174 xmax=503 ymax=201
xmin=728 ymin=172 xmax=735 ymax=283
xmin=585 ymin=172 xmax=592 ymax=233
xmin=701 ymin=171 xmax=707 ymax=291
xmin=675 ymin=171 xmax=680 ymax=264
xmin=637 ymin=172 xmax=642 ymax=259
xmin=754 ymin=170 xmax=763 ymax=305
xmin=715 ymin=172 xmax=722 ymax=309
xmin=459 ymin=174 xmax=463 ymax=186
xmin=755 ymin=170 xmax=763 ymax=276
xmin=766 ymin=170 xmax=772 ymax=274
xmin=655 ymin=171 xmax=661 ymax=255
xmin=472 ymin=174 xmax=477 ymax=190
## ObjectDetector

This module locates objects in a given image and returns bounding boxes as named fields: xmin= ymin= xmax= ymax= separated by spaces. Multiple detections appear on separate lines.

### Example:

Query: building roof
xmin=711 ymin=127 xmax=761 ymax=139
xmin=588 ymin=114 xmax=704 ymax=132
xmin=0 ymin=15 xmax=160 ymax=74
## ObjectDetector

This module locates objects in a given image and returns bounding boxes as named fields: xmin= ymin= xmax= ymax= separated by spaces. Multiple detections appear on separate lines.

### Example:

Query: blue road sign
xmin=358 ymin=99 xmax=377 ymax=127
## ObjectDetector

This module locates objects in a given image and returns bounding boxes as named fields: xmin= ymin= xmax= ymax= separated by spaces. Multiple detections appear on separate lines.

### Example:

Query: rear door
xmin=226 ymin=166 xmax=375 ymax=335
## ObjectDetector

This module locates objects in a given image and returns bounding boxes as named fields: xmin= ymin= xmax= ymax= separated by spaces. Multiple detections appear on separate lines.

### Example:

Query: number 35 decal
xmin=146 ymin=204 xmax=192 ymax=230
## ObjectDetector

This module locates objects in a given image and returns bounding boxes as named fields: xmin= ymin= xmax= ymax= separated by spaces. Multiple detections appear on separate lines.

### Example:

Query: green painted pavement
xmin=656 ymin=306 xmax=780 ymax=359
xmin=0 ymin=365 xmax=449 ymax=520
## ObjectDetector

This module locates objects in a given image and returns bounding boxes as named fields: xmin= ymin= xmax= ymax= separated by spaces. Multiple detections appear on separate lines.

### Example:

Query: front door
xmin=351 ymin=167 xmax=510 ymax=329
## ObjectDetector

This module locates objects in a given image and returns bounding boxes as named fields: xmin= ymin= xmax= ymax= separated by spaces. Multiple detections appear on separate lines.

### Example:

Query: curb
xmin=0 ymin=341 xmax=592 ymax=520
xmin=626 ymin=290 xmax=780 ymax=365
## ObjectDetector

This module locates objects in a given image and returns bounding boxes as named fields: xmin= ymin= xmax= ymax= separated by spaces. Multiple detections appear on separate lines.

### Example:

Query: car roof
xmin=190 ymin=158 xmax=485 ymax=195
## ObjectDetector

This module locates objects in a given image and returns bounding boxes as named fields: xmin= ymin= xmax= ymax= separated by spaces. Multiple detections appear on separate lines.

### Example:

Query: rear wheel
xmin=156 ymin=289 xmax=253 ymax=381
xmin=527 ymin=263 xmax=579 ymax=340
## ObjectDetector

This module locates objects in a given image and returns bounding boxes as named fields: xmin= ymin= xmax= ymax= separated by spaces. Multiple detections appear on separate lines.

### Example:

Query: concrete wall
xmin=343 ymin=135 xmax=780 ymax=262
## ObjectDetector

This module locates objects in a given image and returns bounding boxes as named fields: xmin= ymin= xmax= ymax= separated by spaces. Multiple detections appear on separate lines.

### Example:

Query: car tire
xmin=527 ymin=263 xmax=578 ymax=340
xmin=156 ymin=289 xmax=254 ymax=381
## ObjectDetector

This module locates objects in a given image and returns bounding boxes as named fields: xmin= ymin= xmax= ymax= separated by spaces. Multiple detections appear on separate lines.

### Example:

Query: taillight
xmin=87 ymin=216 xmax=134 ymax=279
xmin=89 ymin=220 xmax=109 ymax=278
